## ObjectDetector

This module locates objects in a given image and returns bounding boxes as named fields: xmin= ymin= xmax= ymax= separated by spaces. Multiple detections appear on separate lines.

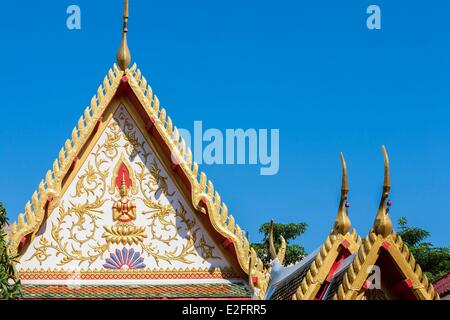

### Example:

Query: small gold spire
xmin=117 ymin=0 xmax=131 ymax=71
xmin=333 ymin=152 xmax=351 ymax=235
xmin=373 ymin=145 xmax=393 ymax=237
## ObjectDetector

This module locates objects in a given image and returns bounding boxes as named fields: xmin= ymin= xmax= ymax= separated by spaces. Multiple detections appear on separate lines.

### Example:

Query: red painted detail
xmin=228 ymin=245 xmax=237 ymax=258
xmin=93 ymin=117 xmax=103 ymax=132
xmin=382 ymin=241 xmax=391 ymax=250
xmin=115 ymin=163 xmax=133 ymax=189
xmin=252 ymin=276 xmax=258 ymax=286
xmin=223 ymin=238 xmax=233 ymax=249
xmin=18 ymin=236 xmax=28 ymax=254
xmin=145 ymin=119 xmax=155 ymax=131
xmin=363 ymin=279 xmax=372 ymax=290
xmin=315 ymin=281 xmax=330 ymax=300
xmin=121 ymin=76 xmax=128 ymax=83
xmin=326 ymin=255 xmax=346 ymax=283
xmin=200 ymin=197 xmax=209 ymax=214
xmin=341 ymin=239 xmax=350 ymax=249
xmin=222 ymin=237 xmax=238 ymax=258
xmin=315 ymin=247 xmax=352 ymax=300
xmin=405 ymin=278 xmax=413 ymax=288
xmin=47 ymin=195 xmax=54 ymax=203
xmin=68 ymin=156 xmax=79 ymax=173
xmin=392 ymin=278 xmax=413 ymax=294
xmin=171 ymin=158 xmax=180 ymax=171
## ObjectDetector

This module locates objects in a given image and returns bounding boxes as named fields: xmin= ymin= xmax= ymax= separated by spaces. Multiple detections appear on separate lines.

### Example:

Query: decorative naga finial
xmin=117 ymin=0 xmax=131 ymax=71
xmin=373 ymin=145 xmax=393 ymax=237
xmin=333 ymin=152 xmax=351 ymax=235
xmin=268 ymin=220 xmax=287 ymax=264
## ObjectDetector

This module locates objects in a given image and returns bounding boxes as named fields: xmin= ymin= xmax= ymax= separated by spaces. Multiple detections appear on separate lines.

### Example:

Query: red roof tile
xmin=21 ymin=283 xmax=251 ymax=299
xmin=433 ymin=272 xmax=450 ymax=296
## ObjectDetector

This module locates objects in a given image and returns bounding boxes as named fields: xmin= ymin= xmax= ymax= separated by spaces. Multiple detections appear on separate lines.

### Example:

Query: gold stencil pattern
xmin=27 ymin=107 xmax=220 ymax=268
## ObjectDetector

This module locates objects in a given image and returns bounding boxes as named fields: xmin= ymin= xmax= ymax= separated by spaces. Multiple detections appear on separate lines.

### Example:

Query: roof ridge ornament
xmin=372 ymin=145 xmax=393 ymax=237
xmin=117 ymin=0 xmax=131 ymax=71
xmin=333 ymin=152 xmax=351 ymax=235
xmin=268 ymin=219 xmax=287 ymax=264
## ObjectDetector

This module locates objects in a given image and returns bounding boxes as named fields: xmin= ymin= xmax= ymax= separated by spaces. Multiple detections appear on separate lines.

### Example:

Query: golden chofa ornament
xmin=117 ymin=0 xmax=131 ymax=71
xmin=332 ymin=153 xmax=351 ymax=235
xmin=372 ymin=145 xmax=393 ymax=237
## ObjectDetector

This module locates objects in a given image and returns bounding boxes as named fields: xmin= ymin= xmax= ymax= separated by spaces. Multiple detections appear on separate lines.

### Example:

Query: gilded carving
xmin=24 ymin=106 xmax=221 ymax=269
xmin=102 ymin=173 xmax=146 ymax=245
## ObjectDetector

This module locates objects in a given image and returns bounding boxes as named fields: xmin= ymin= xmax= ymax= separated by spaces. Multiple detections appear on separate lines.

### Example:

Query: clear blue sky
xmin=1 ymin=0 xmax=449 ymax=252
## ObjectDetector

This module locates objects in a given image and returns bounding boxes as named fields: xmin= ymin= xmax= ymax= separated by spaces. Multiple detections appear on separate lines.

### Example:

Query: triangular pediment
xmin=332 ymin=231 xmax=439 ymax=300
xmin=9 ymin=64 xmax=266 ymax=294
xmin=292 ymin=230 xmax=361 ymax=300
xmin=18 ymin=102 xmax=235 ymax=278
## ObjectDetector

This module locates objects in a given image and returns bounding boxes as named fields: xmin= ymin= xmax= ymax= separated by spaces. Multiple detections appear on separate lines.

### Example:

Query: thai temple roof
xmin=265 ymin=248 xmax=319 ymax=300
xmin=21 ymin=283 xmax=250 ymax=300
xmin=8 ymin=0 xmax=265 ymax=300
xmin=260 ymin=148 xmax=440 ymax=300
xmin=321 ymin=253 xmax=356 ymax=300
xmin=433 ymin=272 xmax=450 ymax=298
xmin=6 ymin=1 xmax=442 ymax=300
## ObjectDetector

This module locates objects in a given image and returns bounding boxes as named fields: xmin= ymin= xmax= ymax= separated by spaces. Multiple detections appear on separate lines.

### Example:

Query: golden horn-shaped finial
xmin=268 ymin=219 xmax=287 ymax=264
xmin=117 ymin=0 xmax=131 ymax=71
xmin=333 ymin=152 xmax=351 ymax=235
xmin=373 ymin=145 xmax=393 ymax=237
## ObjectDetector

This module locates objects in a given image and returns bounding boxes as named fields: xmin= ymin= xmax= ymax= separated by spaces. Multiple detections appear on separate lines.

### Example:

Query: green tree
xmin=396 ymin=216 xmax=450 ymax=282
xmin=252 ymin=221 xmax=308 ymax=268
xmin=0 ymin=202 xmax=22 ymax=299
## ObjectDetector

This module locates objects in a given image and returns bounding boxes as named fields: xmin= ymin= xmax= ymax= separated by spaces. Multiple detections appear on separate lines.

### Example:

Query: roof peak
xmin=117 ymin=0 xmax=131 ymax=71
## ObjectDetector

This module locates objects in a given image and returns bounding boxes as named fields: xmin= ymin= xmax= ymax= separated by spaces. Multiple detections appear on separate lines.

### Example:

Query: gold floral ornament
xmin=102 ymin=172 xmax=146 ymax=245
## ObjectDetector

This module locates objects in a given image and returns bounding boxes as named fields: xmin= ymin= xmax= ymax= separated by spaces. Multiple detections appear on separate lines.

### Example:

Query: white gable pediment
xmin=18 ymin=102 xmax=237 ymax=284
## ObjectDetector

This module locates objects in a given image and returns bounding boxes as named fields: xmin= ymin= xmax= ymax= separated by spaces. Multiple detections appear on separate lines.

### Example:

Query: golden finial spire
xmin=117 ymin=0 xmax=131 ymax=71
xmin=333 ymin=152 xmax=351 ymax=235
xmin=373 ymin=145 xmax=393 ymax=237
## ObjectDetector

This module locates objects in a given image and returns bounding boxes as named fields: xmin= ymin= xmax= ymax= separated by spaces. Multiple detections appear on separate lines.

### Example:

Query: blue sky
xmin=1 ymin=0 xmax=449 ymax=252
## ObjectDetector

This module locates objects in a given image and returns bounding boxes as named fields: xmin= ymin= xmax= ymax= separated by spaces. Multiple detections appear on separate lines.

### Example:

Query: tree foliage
xmin=0 ymin=203 xmax=22 ymax=299
xmin=396 ymin=216 xmax=450 ymax=283
xmin=252 ymin=222 xmax=308 ymax=268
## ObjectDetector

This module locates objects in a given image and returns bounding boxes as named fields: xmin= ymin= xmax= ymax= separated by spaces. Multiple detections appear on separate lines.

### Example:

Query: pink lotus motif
xmin=103 ymin=248 xmax=145 ymax=270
